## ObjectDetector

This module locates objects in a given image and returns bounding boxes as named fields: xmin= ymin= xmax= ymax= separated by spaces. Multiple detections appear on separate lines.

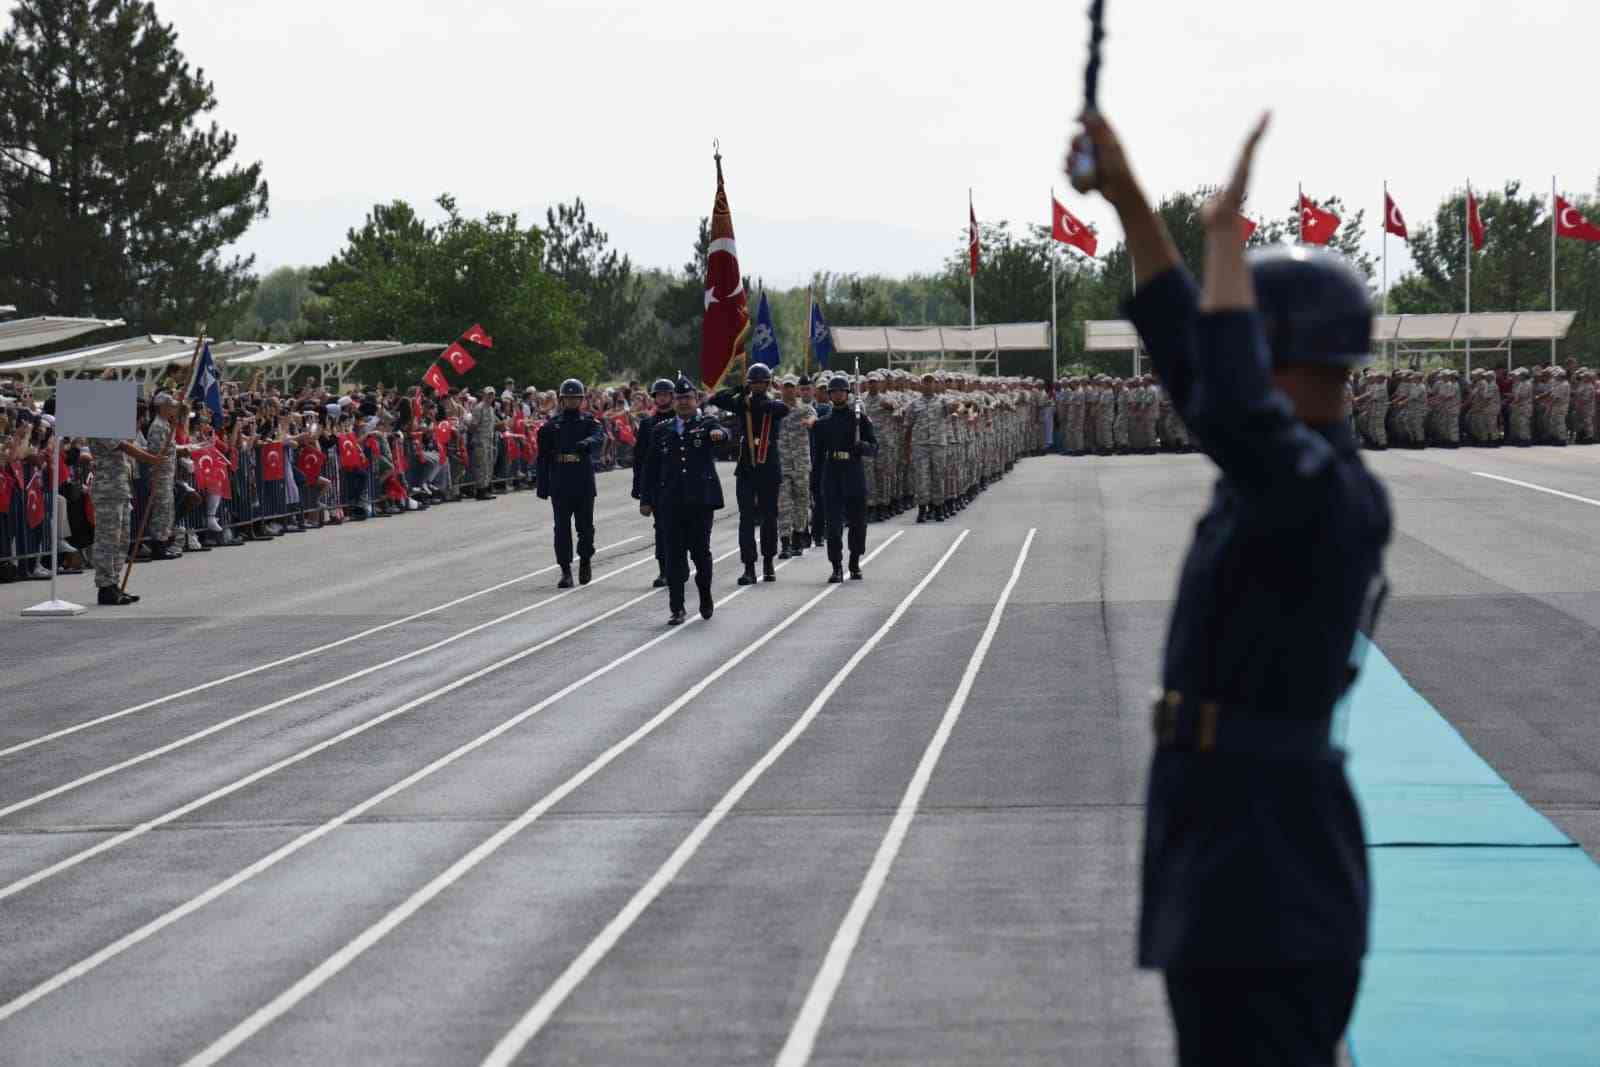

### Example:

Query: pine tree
xmin=0 ymin=0 xmax=268 ymax=331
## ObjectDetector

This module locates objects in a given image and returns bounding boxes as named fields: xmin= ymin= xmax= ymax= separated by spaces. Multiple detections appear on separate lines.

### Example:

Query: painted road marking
xmin=1473 ymin=470 xmax=1600 ymax=509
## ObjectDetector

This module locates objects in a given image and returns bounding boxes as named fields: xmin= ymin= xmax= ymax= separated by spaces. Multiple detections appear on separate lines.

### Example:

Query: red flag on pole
xmin=699 ymin=149 xmax=750 ymax=390
xmin=423 ymin=364 xmax=450 ymax=397
xmin=1466 ymin=188 xmax=1486 ymax=251
xmin=1299 ymin=194 xmax=1341 ymax=245
xmin=442 ymin=343 xmax=477 ymax=375
xmin=1555 ymin=195 xmax=1600 ymax=243
xmin=260 ymin=441 xmax=286 ymax=482
xmin=1050 ymin=198 xmax=1098 ymax=256
xmin=1238 ymin=216 xmax=1258 ymax=242
xmin=1384 ymin=192 xmax=1408 ymax=239
xmin=968 ymin=196 xmax=981 ymax=276
xmin=462 ymin=323 xmax=494 ymax=349
xmin=24 ymin=470 xmax=45 ymax=528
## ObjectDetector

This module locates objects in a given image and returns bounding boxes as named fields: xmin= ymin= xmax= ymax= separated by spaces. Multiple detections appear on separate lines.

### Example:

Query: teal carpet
xmin=1344 ymin=644 xmax=1600 ymax=1065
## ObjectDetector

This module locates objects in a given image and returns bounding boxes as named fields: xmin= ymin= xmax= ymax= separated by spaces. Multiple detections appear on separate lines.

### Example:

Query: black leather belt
xmin=1151 ymin=690 xmax=1334 ymax=759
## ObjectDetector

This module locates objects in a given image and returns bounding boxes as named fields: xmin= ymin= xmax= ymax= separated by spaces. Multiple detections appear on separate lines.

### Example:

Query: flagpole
xmin=1551 ymin=175 xmax=1558 ymax=366
xmin=968 ymin=188 xmax=977 ymax=331
xmin=1297 ymin=182 xmax=1304 ymax=245
xmin=803 ymin=285 xmax=813 ymax=378
xmin=1049 ymin=190 xmax=1059 ymax=383
xmin=1464 ymin=181 xmax=1473 ymax=375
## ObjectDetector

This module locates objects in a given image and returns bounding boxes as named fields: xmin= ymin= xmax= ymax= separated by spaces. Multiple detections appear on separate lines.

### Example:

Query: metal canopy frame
xmin=226 ymin=340 xmax=448 ymax=389
xmin=826 ymin=323 xmax=1051 ymax=376
xmin=0 ymin=315 xmax=126 ymax=354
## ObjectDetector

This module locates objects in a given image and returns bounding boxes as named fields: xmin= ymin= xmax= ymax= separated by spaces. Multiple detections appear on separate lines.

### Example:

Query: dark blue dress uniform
xmin=1127 ymin=265 xmax=1391 ymax=1066
xmin=536 ymin=409 xmax=606 ymax=574
xmin=641 ymin=411 xmax=725 ymax=618
xmin=807 ymin=398 xmax=833 ymax=544
xmin=812 ymin=403 xmax=878 ymax=574
xmin=711 ymin=388 xmax=790 ymax=569
xmin=632 ymin=405 xmax=674 ymax=582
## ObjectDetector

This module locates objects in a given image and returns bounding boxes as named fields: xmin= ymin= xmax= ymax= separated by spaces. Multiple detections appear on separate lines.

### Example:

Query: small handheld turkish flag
xmin=1051 ymin=198 xmax=1099 ymax=256
xmin=337 ymin=433 xmax=366 ymax=472
xmin=423 ymin=364 xmax=450 ymax=397
xmin=442 ymin=343 xmax=477 ymax=375
xmin=261 ymin=441 xmax=286 ymax=482
xmin=1384 ymin=192 xmax=1408 ymax=240
xmin=25 ymin=471 xmax=44 ymax=529
xmin=1467 ymin=187 xmax=1486 ymax=251
xmin=463 ymin=323 xmax=494 ymax=349
xmin=1555 ymin=195 xmax=1600 ymax=243
xmin=1299 ymin=194 xmax=1341 ymax=246
xmin=296 ymin=448 xmax=324 ymax=481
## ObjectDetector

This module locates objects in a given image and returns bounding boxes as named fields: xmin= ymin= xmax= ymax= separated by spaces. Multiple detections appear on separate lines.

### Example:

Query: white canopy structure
xmin=225 ymin=340 xmax=448 ymax=388
xmin=1085 ymin=311 xmax=1578 ymax=373
xmin=0 ymin=315 xmax=126 ymax=354
xmin=826 ymin=323 xmax=1051 ymax=376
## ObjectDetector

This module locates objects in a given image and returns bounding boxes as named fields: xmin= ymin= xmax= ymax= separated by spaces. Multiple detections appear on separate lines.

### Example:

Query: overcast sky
xmin=144 ymin=0 xmax=1600 ymax=286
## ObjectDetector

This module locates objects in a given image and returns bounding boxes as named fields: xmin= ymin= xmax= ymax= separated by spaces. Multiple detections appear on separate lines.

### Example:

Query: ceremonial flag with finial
xmin=700 ymin=148 xmax=750 ymax=389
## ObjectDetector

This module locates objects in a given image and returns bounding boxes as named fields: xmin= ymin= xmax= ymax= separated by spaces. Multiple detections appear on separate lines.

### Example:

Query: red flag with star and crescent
xmin=25 ymin=470 xmax=45 ymax=529
xmin=1555 ymin=195 xmax=1600 ymax=243
xmin=699 ymin=153 xmax=750 ymax=390
xmin=296 ymin=446 xmax=324 ymax=482
xmin=1467 ymin=186 xmax=1486 ymax=251
xmin=422 ymin=364 xmax=450 ymax=397
xmin=462 ymin=323 xmax=494 ymax=349
xmin=1384 ymin=192 xmax=1408 ymax=240
xmin=442 ymin=343 xmax=477 ymax=376
xmin=1299 ymin=194 xmax=1341 ymax=245
xmin=1051 ymin=198 xmax=1098 ymax=257
xmin=260 ymin=441 xmax=286 ymax=482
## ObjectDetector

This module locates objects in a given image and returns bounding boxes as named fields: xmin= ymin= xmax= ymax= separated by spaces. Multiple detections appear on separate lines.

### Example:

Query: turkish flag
xmin=1467 ymin=188 xmax=1486 ymax=251
xmin=699 ymin=154 xmax=750 ymax=390
xmin=423 ymin=364 xmax=450 ymax=397
xmin=1299 ymin=194 xmax=1341 ymax=245
xmin=1051 ymin=198 xmax=1098 ymax=256
xmin=442 ymin=343 xmax=477 ymax=376
xmin=1238 ymin=216 xmax=1258 ymax=242
xmin=195 ymin=446 xmax=227 ymax=495
xmin=433 ymin=423 xmax=454 ymax=452
xmin=337 ymin=433 xmax=366 ymax=471
xmin=25 ymin=471 xmax=45 ymax=529
xmin=968 ymin=197 xmax=981 ymax=276
xmin=1384 ymin=192 xmax=1408 ymax=239
xmin=260 ymin=441 xmax=286 ymax=482
xmin=463 ymin=323 xmax=494 ymax=349
xmin=1555 ymin=195 xmax=1600 ymax=243
xmin=296 ymin=447 xmax=325 ymax=482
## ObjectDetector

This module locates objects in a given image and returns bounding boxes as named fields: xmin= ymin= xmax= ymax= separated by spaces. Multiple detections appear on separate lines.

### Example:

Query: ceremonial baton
xmin=1066 ymin=0 xmax=1107 ymax=193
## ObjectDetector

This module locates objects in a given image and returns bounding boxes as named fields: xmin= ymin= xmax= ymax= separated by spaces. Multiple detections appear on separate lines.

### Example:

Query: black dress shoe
xmin=849 ymin=556 xmax=863 ymax=580
xmin=762 ymin=559 xmax=776 ymax=582
xmin=916 ymin=506 xmax=927 ymax=524
xmin=778 ymin=540 xmax=792 ymax=560
xmin=557 ymin=567 xmax=574 ymax=589
xmin=699 ymin=588 xmax=714 ymax=619
xmin=579 ymin=558 xmax=592 ymax=585
xmin=97 ymin=587 xmax=139 ymax=605
xmin=652 ymin=574 xmax=667 ymax=588
xmin=828 ymin=566 xmax=844 ymax=584
xmin=737 ymin=564 xmax=757 ymax=586
xmin=668 ymin=608 xmax=687 ymax=626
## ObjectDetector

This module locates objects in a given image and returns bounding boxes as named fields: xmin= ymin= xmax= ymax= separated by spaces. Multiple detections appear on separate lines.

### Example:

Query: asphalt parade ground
xmin=2 ymin=449 xmax=1598 ymax=1065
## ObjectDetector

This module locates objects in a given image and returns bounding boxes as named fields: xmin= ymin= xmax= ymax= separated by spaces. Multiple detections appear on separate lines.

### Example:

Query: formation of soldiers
xmin=1050 ymin=375 xmax=1195 ymax=455
xmin=1350 ymin=365 xmax=1599 ymax=448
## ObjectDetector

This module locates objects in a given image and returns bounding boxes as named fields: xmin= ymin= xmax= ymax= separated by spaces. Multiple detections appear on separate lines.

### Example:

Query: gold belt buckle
xmin=1152 ymin=690 xmax=1180 ymax=746
xmin=558 ymin=453 xmax=580 ymax=463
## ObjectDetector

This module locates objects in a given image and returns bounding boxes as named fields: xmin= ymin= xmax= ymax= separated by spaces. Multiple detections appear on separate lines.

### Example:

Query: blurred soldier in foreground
xmin=1073 ymin=111 xmax=1390 ymax=1067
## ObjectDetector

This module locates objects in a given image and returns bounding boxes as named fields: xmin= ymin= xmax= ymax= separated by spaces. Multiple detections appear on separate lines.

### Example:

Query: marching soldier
xmin=776 ymin=374 xmax=816 ymax=558
xmin=640 ymin=376 xmax=727 ymax=625
xmin=536 ymin=378 xmax=605 ymax=588
xmin=712 ymin=362 xmax=790 ymax=585
xmin=1075 ymin=112 xmax=1390 ymax=1067
xmin=632 ymin=377 xmax=677 ymax=587
xmin=813 ymin=374 xmax=878 ymax=583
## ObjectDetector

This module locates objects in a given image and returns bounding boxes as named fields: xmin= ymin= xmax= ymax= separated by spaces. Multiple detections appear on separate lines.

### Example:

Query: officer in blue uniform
xmin=806 ymin=376 xmax=831 ymax=553
xmin=633 ymin=377 xmax=677 ymax=588
xmin=1073 ymin=112 xmax=1391 ymax=1066
xmin=640 ymin=376 xmax=727 ymax=625
xmin=712 ymin=362 xmax=790 ymax=585
xmin=812 ymin=374 xmax=878 ymax=583
xmin=536 ymin=378 xmax=606 ymax=589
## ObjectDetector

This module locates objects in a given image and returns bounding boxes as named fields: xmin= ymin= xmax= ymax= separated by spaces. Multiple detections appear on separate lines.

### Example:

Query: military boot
xmin=763 ymin=557 xmax=776 ymax=582
xmin=916 ymin=505 xmax=927 ymax=524
xmin=849 ymin=554 xmax=863 ymax=581
xmin=578 ymin=558 xmax=592 ymax=585
xmin=557 ymin=566 xmax=574 ymax=589
xmin=779 ymin=537 xmax=792 ymax=560
xmin=737 ymin=562 xmax=757 ymax=586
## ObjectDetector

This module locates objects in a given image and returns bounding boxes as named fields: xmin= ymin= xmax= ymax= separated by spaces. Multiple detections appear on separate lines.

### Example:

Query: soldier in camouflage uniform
xmin=1572 ymin=368 xmax=1596 ymax=444
xmin=468 ymin=387 xmax=503 ymax=499
xmin=1507 ymin=368 xmax=1534 ymax=445
xmin=1548 ymin=367 xmax=1571 ymax=445
xmin=776 ymin=375 xmax=815 ymax=557
xmin=143 ymin=392 xmax=182 ymax=559
xmin=908 ymin=372 xmax=939 ymax=522
xmin=1063 ymin=378 xmax=1086 ymax=455
xmin=88 ymin=420 xmax=166 ymax=606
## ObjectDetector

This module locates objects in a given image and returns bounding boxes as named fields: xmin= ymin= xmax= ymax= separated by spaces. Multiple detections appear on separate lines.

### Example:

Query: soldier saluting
xmin=640 ymin=376 xmax=727 ymax=625
xmin=632 ymin=377 xmax=677 ymax=588
xmin=1072 ymin=112 xmax=1391 ymax=1067
xmin=536 ymin=378 xmax=605 ymax=589
xmin=812 ymin=373 xmax=878 ymax=583
xmin=712 ymin=361 xmax=789 ymax=586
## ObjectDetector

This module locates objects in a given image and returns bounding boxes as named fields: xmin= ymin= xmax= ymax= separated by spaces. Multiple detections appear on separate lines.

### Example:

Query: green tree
xmin=235 ymin=266 xmax=315 ymax=341
xmin=0 ymin=0 xmax=268 ymax=330
xmin=309 ymin=195 xmax=596 ymax=389
xmin=543 ymin=197 xmax=650 ymax=374
xmin=646 ymin=217 xmax=712 ymax=382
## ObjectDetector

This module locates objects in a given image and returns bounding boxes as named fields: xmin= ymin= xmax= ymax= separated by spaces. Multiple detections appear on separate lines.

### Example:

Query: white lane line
xmin=0 ymin=546 xmax=661 ymax=821
xmin=0 ymin=541 xmax=801 ymax=1028
xmin=1472 ymin=470 xmax=1600 ymax=509
xmin=0 ymin=535 xmax=645 ymax=762
xmin=180 ymin=531 xmax=909 ymax=1067
xmin=0 ymin=546 xmax=714 ymax=902
xmin=480 ymin=529 xmax=968 ymax=1067
xmin=775 ymin=528 xmax=1035 ymax=1067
